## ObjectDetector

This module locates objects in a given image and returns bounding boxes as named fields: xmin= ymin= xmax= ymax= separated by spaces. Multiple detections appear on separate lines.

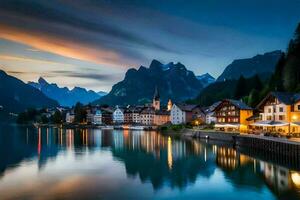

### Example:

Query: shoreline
xmin=21 ymin=123 xmax=300 ymax=161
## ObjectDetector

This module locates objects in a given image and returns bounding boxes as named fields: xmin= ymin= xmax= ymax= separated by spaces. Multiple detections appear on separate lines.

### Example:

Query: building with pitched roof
xmin=251 ymin=92 xmax=300 ymax=135
xmin=214 ymin=99 xmax=253 ymax=133
xmin=203 ymin=101 xmax=221 ymax=124
xmin=140 ymin=106 xmax=155 ymax=125
xmin=170 ymin=103 xmax=205 ymax=125
xmin=154 ymin=110 xmax=170 ymax=125
xmin=113 ymin=106 xmax=124 ymax=124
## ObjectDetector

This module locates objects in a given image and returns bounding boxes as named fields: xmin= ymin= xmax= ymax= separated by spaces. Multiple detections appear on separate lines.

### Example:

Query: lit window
xmin=279 ymin=115 xmax=285 ymax=120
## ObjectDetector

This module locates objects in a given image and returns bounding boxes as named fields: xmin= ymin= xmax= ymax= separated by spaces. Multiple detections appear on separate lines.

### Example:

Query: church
xmin=152 ymin=87 xmax=172 ymax=125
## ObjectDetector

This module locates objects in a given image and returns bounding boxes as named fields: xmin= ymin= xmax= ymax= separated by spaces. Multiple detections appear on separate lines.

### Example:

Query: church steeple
xmin=153 ymin=86 xmax=160 ymax=110
xmin=153 ymin=86 xmax=160 ymax=101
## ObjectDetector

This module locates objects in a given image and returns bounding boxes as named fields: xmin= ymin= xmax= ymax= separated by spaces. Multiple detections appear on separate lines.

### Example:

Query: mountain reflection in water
xmin=0 ymin=125 xmax=299 ymax=200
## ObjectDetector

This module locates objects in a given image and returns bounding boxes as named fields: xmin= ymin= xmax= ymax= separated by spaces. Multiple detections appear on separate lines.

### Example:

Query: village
xmin=60 ymin=87 xmax=300 ymax=137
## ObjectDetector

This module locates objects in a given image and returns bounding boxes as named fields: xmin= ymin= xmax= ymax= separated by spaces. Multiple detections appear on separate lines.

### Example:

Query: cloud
xmin=0 ymin=0 xmax=178 ymax=68
xmin=26 ymin=48 xmax=40 ymax=52
xmin=0 ymin=54 xmax=73 ymax=67
xmin=46 ymin=70 xmax=120 ymax=82
xmin=5 ymin=69 xmax=119 ymax=82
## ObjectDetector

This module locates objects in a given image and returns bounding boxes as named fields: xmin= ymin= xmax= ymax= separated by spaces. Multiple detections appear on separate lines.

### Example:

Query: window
xmin=279 ymin=115 xmax=285 ymax=120
xmin=267 ymin=116 xmax=272 ymax=120
xmin=268 ymin=108 xmax=271 ymax=113
xmin=279 ymin=107 xmax=284 ymax=112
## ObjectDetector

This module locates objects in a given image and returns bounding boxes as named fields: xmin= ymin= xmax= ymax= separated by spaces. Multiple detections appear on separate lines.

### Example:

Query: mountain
xmin=97 ymin=91 xmax=108 ymax=97
xmin=28 ymin=77 xmax=102 ymax=107
xmin=94 ymin=60 xmax=204 ymax=106
xmin=196 ymin=73 xmax=215 ymax=87
xmin=0 ymin=70 xmax=58 ymax=113
xmin=216 ymin=50 xmax=283 ymax=82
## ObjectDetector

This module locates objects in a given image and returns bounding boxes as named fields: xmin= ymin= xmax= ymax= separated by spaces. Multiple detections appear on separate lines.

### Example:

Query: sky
xmin=0 ymin=0 xmax=299 ymax=92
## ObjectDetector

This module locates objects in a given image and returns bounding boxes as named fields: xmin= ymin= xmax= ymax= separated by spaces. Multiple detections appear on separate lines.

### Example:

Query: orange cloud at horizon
xmin=0 ymin=23 xmax=130 ymax=69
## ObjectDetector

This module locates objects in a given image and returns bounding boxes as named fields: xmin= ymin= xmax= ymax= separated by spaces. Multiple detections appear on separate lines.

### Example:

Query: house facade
xmin=252 ymin=92 xmax=300 ymax=135
xmin=93 ymin=110 xmax=102 ymax=125
xmin=124 ymin=106 xmax=142 ymax=124
xmin=154 ymin=110 xmax=170 ymax=125
xmin=214 ymin=99 xmax=253 ymax=133
xmin=66 ymin=111 xmax=75 ymax=123
xmin=101 ymin=107 xmax=113 ymax=125
xmin=86 ymin=107 xmax=102 ymax=125
xmin=204 ymin=101 xmax=221 ymax=124
xmin=170 ymin=104 xmax=205 ymax=125
xmin=140 ymin=107 xmax=155 ymax=125
xmin=113 ymin=107 xmax=124 ymax=124
xmin=170 ymin=104 xmax=186 ymax=124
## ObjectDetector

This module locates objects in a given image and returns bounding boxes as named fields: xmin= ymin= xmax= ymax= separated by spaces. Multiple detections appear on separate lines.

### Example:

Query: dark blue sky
xmin=0 ymin=0 xmax=299 ymax=91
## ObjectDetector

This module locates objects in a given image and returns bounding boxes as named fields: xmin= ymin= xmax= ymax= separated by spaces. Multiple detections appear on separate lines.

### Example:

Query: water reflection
xmin=0 ymin=125 xmax=299 ymax=199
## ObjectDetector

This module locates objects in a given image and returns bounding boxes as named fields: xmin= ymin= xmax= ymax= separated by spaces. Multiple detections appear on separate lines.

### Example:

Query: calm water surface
xmin=0 ymin=125 xmax=300 ymax=200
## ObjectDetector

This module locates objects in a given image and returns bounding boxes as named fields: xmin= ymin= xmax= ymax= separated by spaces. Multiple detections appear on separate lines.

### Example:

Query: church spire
xmin=153 ymin=86 xmax=160 ymax=110
xmin=153 ymin=85 xmax=160 ymax=101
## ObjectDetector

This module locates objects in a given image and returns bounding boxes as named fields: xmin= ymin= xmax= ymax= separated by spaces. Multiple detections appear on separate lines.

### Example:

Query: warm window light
xmin=292 ymin=115 xmax=298 ymax=120
xmin=291 ymin=172 xmax=300 ymax=186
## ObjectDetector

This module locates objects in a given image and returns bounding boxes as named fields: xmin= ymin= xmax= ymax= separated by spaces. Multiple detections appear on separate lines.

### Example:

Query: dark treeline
xmin=17 ymin=108 xmax=63 ymax=124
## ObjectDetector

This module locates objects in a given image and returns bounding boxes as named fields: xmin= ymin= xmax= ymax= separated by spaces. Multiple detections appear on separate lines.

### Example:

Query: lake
xmin=0 ymin=125 xmax=300 ymax=200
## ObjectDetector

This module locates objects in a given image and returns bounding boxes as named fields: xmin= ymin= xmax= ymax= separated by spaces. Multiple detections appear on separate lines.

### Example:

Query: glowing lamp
xmin=291 ymin=172 xmax=300 ymax=186
xmin=292 ymin=115 xmax=298 ymax=120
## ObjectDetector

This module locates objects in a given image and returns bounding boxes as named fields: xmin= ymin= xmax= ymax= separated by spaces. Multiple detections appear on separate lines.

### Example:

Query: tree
xmin=252 ymin=74 xmax=263 ymax=91
xmin=52 ymin=110 xmax=62 ymax=124
xmin=74 ymin=102 xmax=87 ymax=123
xmin=234 ymin=75 xmax=247 ymax=99
xmin=283 ymin=23 xmax=300 ymax=92
xmin=248 ymin=89 xmax=260 ymax=107
xmin=268 ymin=54 xmax=285 ymax=92
xmin=41 ymin=115 xmax=49 ymax=124
xmin=16 ymin=112 xmax=28 ymax=124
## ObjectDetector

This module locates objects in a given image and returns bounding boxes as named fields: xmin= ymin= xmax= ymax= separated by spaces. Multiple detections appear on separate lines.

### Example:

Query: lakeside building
xmin=66 ymin=110 xmax=75 ymax=123
xmin=204 ymin=101 xmax=221 ymax=124
xmin=154 ymin=110 xmax=170 ymax=125
xmin=170 ymin=104 xmax=205 ymax=125
xmin=113 ymin=106 xmax=124 ymax=124
xmin=214 ymin=99 xmax=253 ymax=133
xmin=93 ymin=109 xmax=102 ymax=125
xmin=86 ymin=107 xmax=102 ymax=125
xmin=101 ymin=107 xmax=113 ymax=125
xmin=124 ymin=106 xmax=143 ymax=124
xmin=250 ymin=92 xmax=300 ymax=135
xmin=140 ymin=107 xmax=155 ymax=125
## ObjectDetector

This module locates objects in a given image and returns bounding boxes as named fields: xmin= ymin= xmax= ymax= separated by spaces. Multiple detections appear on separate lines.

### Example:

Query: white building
xmin=87 ymin=108 xmax=102 ymax=125
xmin=204 ymin=101 xmax=221 ymax=124
xmin=93 ymin=109 xmax=102 ymax=125
xmin=66 ymin=111 xmax=75 ymax=123
xmin=113 ymin=107 xmax=124 ymax=124
xmin=170 ymin=104 xmax=186 ymax=124
xmin=205 ymin=112 xmax=216 ymax=124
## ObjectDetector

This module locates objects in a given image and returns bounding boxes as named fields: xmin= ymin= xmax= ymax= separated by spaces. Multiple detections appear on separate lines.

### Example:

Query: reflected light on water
xmin=167 ymin=136 xmax=173 ymax=170
xmin=0 ymin=126 xmax=300 ymax=200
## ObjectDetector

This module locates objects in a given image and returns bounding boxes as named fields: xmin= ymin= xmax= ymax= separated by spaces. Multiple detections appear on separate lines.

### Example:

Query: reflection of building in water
xmin=216 ymin=147 xmax=252 ymax=170
xmin=167 ymin=137 xmax=172 ymax=169
xmin=260 ymin=161 xmax=300 ymax=193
